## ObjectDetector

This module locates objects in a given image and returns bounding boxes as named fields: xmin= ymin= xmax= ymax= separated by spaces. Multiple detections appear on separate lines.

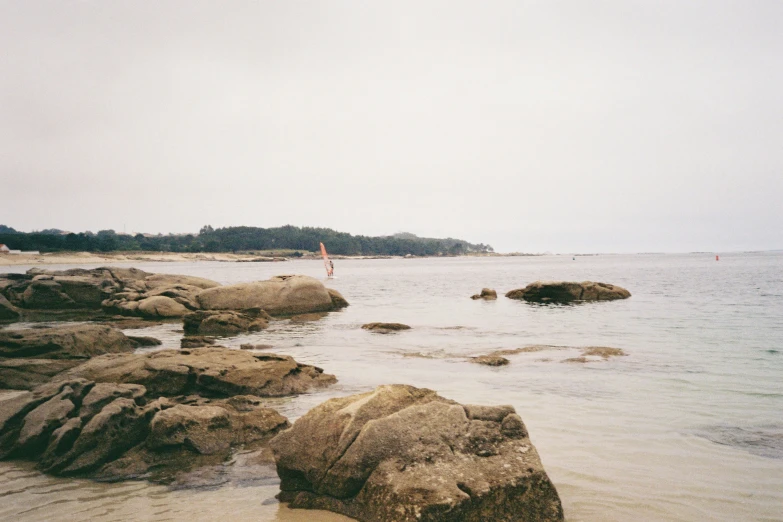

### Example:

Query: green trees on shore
xmin=0 ymin=225 xmax=493 ymax=256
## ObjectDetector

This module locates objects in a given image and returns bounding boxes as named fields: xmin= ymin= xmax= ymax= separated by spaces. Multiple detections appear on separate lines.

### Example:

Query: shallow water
xmin=1 ymin=253 xmax=782 ymax=521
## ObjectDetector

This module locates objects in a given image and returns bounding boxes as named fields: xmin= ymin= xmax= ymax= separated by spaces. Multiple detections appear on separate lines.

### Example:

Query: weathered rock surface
xmin=0 ymin=359 xmax=82 ymax=390
xmin=271 ymin=384 xmax=564 ymax=522
xmin=471 ymin=288 xmax=498 ymax=300
xmin=0 ymin=378 xmax=288 ymax=483
xmin=361 ymin=322 xmax=411 ymax=334
xmin=0 ymin=294 xmax=21 ymax=321
xmin=62 ymin=348 xmax=337 ymax=398
xmin=0 ymin=324 xmax=135 ymax=359
xmin=197 ymin=275 xmax=348 ymax=316
xmin=506 ymin=281 xmax=631 ymax=303
xmin=183 ymin=309 xmax=270 ymax=336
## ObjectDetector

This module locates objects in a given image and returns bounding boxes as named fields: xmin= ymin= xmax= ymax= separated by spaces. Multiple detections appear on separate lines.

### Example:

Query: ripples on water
xmin=1 ymin=253 xmax=782 ymax=521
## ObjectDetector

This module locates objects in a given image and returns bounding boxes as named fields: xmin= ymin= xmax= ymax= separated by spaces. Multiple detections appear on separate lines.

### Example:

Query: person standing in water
xmin=329 ymin=260 xmax=334 ymax=277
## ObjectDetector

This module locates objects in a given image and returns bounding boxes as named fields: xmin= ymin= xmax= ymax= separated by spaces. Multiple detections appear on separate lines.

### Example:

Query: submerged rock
xmin=470 ymin=355 xmax=510 ymax=366
xmin=270 ymin=384 xmax=564 ymax=522
xmin=196 ymin=275 xmax=348 ymax=316
xmin=506 ymin=281 xmax=631 ymax=303
xmin=470 ymin=288 xmax=498 ymax=300
xmin=361 ymin=322 xmax=411 ymax=334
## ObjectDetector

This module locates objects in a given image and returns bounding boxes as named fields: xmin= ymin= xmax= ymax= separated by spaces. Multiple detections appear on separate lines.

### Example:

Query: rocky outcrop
xmin=506 ymin=281 xmax=631 ymax=303
xmin=62 ymin=348 xmax=337 ymax=398
xmin=0 ymin=324 xmax=136 ymax=359
xmin=183 ymin=309 xmax=270 ymax=336
xmin=0 ymin=267 xmax=221 ymax=320
xmin=196 ymin=275 xmax=348 ymax=316
xmin=471 ymin=288 xmax=498 ymax=300
xmin=180 ymin=336 xmax=216 ymax=348
xmin=270 ymin=384 xmax=564 ymax=522
xmin=0 ymin=378 xmax=288 ymax=483
xmin=1 ymin=269 xmax=349 ymax=322
xmin=361 ymin=322 xmax=411 ymax=334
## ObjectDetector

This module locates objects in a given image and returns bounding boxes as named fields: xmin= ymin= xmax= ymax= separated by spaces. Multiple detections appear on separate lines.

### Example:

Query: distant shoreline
xmin=0 ymin=250 xmax=546 ymax=267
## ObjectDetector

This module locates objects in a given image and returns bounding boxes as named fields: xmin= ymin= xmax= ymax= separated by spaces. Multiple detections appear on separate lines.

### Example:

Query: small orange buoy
xmin=716 ymin=255 xmax=719 ymax=261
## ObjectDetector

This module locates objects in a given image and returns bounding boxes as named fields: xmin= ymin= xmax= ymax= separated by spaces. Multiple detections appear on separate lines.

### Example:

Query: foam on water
xmin=1 ymin=253 xmax=782 ymax=521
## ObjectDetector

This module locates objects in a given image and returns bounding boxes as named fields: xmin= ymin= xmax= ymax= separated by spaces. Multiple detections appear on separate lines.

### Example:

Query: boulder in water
xmin=506 ymin=281 xmax=631 ymax=303
xmin=270 ymin=384 xmax=564 ymax=522
xmin=196 ymin=275 xmax=347 ymax=316
xmin=470 ymin=288 xmax=498 ymax=300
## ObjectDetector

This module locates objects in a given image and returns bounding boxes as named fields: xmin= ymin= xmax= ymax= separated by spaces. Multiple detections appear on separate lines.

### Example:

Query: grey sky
xmin=1 ymin=1 xmax=781 ymax=253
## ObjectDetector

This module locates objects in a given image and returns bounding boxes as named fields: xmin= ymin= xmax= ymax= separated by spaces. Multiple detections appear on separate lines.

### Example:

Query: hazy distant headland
xmin=0 ymin=224 xmax=494 ymax=257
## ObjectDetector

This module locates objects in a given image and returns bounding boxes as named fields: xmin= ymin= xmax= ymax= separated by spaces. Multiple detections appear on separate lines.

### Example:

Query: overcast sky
xmin=1 ymin=1 xmax=781 ymax=253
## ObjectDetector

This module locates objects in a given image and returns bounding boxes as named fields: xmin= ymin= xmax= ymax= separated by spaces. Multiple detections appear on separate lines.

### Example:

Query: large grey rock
xmin=196 ymin=275 xmax=347 ymax=316
xmin=0 ymin=324 xmax=135 ymax=359
xmin=270 ymin=384 xmax=564 ymax=522
xmin=63 ymin=348 xmax=337 ymax=398
xmin=506 ymin=281 xmax=631 ymax=303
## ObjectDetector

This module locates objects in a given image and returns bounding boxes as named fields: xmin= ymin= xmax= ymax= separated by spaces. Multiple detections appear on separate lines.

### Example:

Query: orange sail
xmin=320 ymin=242 xmax=333 ymax=277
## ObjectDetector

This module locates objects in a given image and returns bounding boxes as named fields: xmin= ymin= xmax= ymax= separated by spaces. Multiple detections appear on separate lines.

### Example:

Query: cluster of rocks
xmin=0 ymin=321 xmax=337 ymax=484
xmin=0 ymin=378 xmax=290 ymax=483
xmin=0 ymin=268 xmax=349 ymax=322
xmin=0 ymin=267 xmax=573 ymax=521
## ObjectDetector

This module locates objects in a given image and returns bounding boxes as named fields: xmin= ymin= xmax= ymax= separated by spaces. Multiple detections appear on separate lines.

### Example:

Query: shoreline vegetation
xmin=0 ymin=225 xmax=496 ymax=257
xmin=0 ymin=250 xmax=542 ymax=267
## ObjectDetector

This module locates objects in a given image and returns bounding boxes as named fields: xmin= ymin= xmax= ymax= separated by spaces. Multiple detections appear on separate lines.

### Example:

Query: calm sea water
xmin=1 ymin=253 xmax=782 ymax=521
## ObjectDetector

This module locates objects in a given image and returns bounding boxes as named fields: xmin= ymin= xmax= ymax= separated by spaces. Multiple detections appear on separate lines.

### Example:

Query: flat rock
xmin=270 ymin=384 xmax=564 ymax=522
xmin=0 ymin=324 xmax=135 ymax=359
xmin=62 ymin=347 xmax=337 ymax=397
xmin=505 ymin=281 xmax=631 ymax=303
xmin=0 ymin=359 xmax=82 ymax=390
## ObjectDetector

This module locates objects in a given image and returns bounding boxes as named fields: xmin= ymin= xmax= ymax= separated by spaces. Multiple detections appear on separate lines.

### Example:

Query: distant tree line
xmin=0 ymin=225 xmax=493 ymax=256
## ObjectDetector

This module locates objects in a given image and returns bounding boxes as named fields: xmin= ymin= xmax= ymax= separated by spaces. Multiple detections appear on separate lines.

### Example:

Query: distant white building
xmin=0 ymin=244 xmax=9 ymax=254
